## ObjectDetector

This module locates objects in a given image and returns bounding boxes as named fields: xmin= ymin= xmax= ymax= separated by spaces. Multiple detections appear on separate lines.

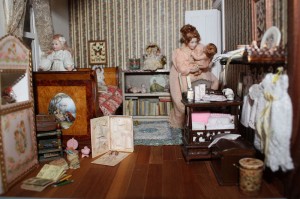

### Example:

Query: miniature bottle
xmin=187 ymin=87 xmax=194 ymax=102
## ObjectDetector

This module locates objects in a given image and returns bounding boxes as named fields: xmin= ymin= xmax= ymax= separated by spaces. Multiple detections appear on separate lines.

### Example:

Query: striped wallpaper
xmin=223 ymin=0 xmax=252 ymax=91
xmin=69 ymin=0 xmax=212 ymax=69
xmin=223 ymin=0 xmax=287 ymax=93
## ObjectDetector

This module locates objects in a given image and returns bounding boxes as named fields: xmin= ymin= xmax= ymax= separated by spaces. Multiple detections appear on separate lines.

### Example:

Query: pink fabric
xmin=98 ymin=85 xmax=122 ymax=116
xmin=169 ymin=44 xmax=207 ymax=128
xmin=192 ymin=112 xmax=211 ymax=124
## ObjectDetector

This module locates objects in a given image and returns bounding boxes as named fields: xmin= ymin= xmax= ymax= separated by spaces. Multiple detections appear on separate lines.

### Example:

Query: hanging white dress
xmin=254 ymin=75 xmax=271 ymax=152
xmin=240 ymin=95 xmax=252 ymax=128
xmin=256 ymin=73 xmax=294 ymax=172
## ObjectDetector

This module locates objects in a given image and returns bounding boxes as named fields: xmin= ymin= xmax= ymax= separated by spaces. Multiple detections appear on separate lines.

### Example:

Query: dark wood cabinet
xmin=32 ymin=69 xmax=99 ymax=149
xmin=32 ymin=67 xmax=120 ymax=150
xmin=181 ymin=98 xmax=242 ymax=162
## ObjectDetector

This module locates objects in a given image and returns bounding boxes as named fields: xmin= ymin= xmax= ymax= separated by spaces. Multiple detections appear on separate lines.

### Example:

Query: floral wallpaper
xmin=69 ymin=0 xmax=212 ymax=69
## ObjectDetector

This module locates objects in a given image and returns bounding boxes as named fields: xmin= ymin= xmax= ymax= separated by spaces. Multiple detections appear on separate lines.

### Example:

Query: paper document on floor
xmin=91 ymin=151 xmax=131 ymax=166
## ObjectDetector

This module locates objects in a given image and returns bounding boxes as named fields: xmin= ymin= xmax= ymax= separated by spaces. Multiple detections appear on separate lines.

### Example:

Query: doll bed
xmin=95 ymin=67 xmax=122 ymax=116
xmin=33 ymin=67 xmax=121 ymax=117
xmin=32 ymin=67 xmax=122 ymax=148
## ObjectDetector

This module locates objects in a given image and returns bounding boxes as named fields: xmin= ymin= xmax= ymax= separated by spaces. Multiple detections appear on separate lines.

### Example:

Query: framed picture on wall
xmin=88 ymin=40 xmax=107 ymax=65
xmin=251 ymin=0 xmax=273 ymax=44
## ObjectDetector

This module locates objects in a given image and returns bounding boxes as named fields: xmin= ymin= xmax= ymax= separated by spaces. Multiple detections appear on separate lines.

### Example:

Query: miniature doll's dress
xmin=256 ymin=73 xmax=294 ymax=172
xmin=40 ymin=50 xmax=74 ymax=71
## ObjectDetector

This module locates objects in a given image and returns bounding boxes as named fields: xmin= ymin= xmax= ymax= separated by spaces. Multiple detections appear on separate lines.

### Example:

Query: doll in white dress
xmin=39 ymin=34 xmax=75 ymax=71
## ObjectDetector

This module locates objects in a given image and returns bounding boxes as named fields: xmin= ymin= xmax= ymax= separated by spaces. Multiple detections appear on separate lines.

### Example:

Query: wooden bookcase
xmin=121 ymin=70 xmax=171 ymax=121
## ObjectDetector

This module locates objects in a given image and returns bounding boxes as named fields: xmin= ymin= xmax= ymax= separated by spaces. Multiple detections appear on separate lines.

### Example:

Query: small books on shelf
xmin=125 ymin=96 xmax=172 ymax=116
xmin=90 ymin=116 xmax=134 ymax=166
xmin=21 ymin=164 xmax=66 ymax=192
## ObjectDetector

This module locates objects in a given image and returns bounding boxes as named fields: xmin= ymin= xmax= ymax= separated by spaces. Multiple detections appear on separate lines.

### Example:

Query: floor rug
xmin=133 ymin=121 xmax=182 ymax=146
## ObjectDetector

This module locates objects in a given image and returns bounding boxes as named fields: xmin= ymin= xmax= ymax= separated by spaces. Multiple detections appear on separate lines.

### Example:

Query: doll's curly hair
xmin=180 ymin=24 xmax=201 ymax=44
xmin=205 ymin=43 xmax=217 ymax=59
xmin=49 ymin=34 xmax=73 ymax=55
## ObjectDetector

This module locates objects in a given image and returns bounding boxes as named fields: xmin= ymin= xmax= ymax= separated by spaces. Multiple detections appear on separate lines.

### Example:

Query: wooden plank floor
xmin=2 ymin=145 xmax=284 ymax=199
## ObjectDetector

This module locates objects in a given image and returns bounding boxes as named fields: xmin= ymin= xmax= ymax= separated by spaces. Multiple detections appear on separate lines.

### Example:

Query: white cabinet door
xmin=185 ymin=10 xmax=222 ymax=80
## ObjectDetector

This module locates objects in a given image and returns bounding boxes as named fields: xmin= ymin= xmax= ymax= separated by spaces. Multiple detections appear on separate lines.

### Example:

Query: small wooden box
xmin=36 ymin=114 xmax=57 ymax=132
xmin=210 ymin=138 xmax=255 ymax=186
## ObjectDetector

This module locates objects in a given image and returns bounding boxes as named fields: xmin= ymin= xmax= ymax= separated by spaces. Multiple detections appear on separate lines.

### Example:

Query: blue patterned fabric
xmin=133 ymin=121 xmax=182 ymax=146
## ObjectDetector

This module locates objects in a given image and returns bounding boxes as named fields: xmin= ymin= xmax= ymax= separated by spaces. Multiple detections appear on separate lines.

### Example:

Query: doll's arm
xmin=191 ymin=50 xmax=207 ymax=61
xmin=172 ymin=49 xmax=200 ymax=75
xmin=192 ymin=44 xmax=211 ymax=69
xmin=194 ymin=59 xmax=211 ymax=69
xmin=63 ymin=51 xmax=75 ymax=71
xmin=39 ymin=53 xmax=53 ymax=71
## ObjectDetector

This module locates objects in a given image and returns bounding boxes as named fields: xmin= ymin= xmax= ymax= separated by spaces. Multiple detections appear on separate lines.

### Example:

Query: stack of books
xmin=21 ymin=164 xmax=72 ymax=192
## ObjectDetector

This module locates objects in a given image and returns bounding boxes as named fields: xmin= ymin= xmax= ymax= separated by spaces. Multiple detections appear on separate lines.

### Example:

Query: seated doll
xmin=190 ymin=43 xmax=219 ymax=90
xmin=143 ymin=43 xmax=166 ymax=71
xmin=39 ymin=34 xmax=75 ymax=71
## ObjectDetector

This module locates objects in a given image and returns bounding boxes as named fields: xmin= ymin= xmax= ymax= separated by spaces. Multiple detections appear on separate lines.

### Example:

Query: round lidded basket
xmin=239 ymin=158 xmax=264 ymax=196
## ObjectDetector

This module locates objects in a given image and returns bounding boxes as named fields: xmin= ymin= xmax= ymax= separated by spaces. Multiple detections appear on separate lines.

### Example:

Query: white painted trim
xmin=221 ymin=0 xmax=225 ymax=52
xmin=0 ymin=0 xmax=6 ymax=37
xmin=212 ymin=0 xmax=226 ymax=52
xmin=23 ymin=7 xmax=40 ymax=71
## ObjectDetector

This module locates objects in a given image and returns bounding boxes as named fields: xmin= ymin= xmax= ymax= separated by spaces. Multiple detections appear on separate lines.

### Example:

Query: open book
xmin=90 ymin=116 xmax=134 ymax=166
xmin=21 ymin=164 xmax=66 ymax=192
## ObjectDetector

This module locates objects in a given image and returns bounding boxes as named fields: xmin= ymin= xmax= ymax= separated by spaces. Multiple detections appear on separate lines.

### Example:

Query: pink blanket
xmin=98 ymin=85 xmax=122 ymax=115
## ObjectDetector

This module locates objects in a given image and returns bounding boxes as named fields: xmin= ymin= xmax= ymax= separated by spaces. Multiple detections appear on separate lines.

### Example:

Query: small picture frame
xmin=260 ymin=26 xmax=281 ymax=49
xmin=88 ymin=40 xmax=107 ymax=65
xmin=251 ymin=0 xmax=273 ymax=43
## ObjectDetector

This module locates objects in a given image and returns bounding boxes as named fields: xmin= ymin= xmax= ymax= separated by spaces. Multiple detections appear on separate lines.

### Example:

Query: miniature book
xmin=90 ymin=116 xmax=134 ymax=165
xmin=21 ymin=164 xmax=66 ymax=192
xmin=49 ymin=158 xmax=69 ymax=171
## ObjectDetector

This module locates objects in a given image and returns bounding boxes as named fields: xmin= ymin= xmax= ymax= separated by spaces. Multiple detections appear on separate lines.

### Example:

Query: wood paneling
xmin=287 ymin=0 xmax=300 ymax=198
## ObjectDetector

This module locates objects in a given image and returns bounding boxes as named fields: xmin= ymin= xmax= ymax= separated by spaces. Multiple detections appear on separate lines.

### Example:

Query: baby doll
xmin=39 ymin=34 xmax=75 ymax=71
xmin=190 ymin=43 xmax=219 ymax=90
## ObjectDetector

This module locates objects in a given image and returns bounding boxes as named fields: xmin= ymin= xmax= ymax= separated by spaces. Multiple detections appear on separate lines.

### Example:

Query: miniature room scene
xmin=1 ymin=0 xmax=299 ymax=198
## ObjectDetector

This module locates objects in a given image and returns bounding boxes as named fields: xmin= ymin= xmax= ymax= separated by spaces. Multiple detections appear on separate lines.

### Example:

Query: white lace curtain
xmin=4 ymin=0 xmax=53 ymax=51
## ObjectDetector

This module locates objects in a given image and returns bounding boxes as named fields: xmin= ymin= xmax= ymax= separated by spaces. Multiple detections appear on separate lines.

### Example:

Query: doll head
xmin=52 ymin=34 xmax=68 ymax=51
xmin=180 ymin=24 xmax=201 ymax=45
xmin=204 ymin=43 xmax=217 ymax=60
xmin=145 ymin=43 xmax=160 ymax=56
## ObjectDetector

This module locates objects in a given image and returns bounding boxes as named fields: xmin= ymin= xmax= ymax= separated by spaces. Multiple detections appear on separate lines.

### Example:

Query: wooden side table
xmin=181 ymin=98 xmax=242 ymax=162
